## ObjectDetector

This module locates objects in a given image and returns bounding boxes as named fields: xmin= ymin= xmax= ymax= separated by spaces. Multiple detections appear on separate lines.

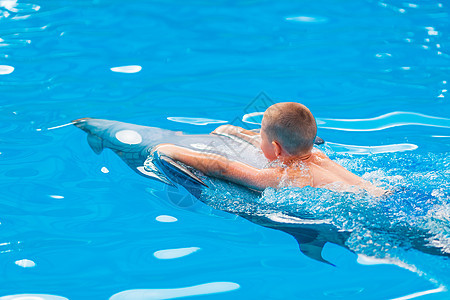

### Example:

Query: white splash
xmin=155 ymin=215 xmax=177 ymax=223
xmin=109 ymin=282 xmax=240 ymax=300
xmin=110 ymin=65 xmax=142 ymax=73
xmin=357 ymin=254 xmax=394 ymax=265
xmin=167 ymin=117 xmax=227 ymax=126
xmin=267 ymin=212 xmax=331 ymax=225
xmin=391 ymin=286 xmax=446 ymax=300
xmin=49 ymin=195 xmax=64 ymax=199
xmin=101 ymin=167 xmax=109 ymax=173
xmin=0 ymin=65 xmax=14 ymax=75
xmin=15 ymin=259 xmax=36 ymax=268
xmin=356 ymin=254 xmax=425 ymax=280
xmin=115 ymin=130 xmax=142 ymax=144
xmin=137 ymin=166 xmax=152 ymax=176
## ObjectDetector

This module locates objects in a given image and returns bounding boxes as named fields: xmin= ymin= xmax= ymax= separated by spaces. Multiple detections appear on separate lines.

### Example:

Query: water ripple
xmin=285 ymin=16 xmax=328 ymax=23
xmin=327 ymin=142 xmax=418 ymax=155
xmin=318 ymin=112 xmax=450 ymax=132
xmin=0 ymin=295 xmax=67 ymax=300
xmin=167 ymin=117 xmax=227 ymax=126
xmin=110 ymin=282 xmax=240 ymax=300
xmin=243 ymin=111 xmax=450 ymax=132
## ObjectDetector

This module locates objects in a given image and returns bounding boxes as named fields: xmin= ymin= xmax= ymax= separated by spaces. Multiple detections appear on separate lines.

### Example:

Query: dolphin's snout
xmin=72 ymin=118 xmax=92 ymax=129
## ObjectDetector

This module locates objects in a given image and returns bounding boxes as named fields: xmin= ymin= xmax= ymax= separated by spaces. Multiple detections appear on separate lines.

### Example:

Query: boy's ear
xmin=272 ymin=140 xmax=282 ymax=157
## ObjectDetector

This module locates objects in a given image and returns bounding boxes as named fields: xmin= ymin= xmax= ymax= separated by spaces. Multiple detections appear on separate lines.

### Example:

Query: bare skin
xmin=153 ymin=124 xmax=385 ymax=196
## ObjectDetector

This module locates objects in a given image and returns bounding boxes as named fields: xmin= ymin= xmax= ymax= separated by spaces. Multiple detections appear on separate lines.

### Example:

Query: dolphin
xmin=72 ymin=117 xmax=341 ymax=264
xmin=73 ymin=118 xmax=450 ymax=265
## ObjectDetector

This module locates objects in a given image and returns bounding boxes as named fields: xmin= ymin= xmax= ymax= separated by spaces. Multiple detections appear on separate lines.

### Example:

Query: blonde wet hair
xmin=262 ymin=102 xmax=317 ymax=155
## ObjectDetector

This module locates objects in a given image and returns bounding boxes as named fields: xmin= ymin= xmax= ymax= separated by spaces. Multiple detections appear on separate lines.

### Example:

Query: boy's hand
xmin=211 ymin=124 xmax=243 ymax=135
xmin=151 ymin=143 xmax=173 ymax=158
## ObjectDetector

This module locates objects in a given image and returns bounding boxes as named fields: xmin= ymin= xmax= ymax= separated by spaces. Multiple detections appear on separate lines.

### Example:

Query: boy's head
xmin=260 ymin=102 xmax=317 ymax=161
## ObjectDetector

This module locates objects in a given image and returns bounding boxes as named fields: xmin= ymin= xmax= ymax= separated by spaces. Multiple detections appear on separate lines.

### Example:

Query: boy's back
xmin=154 ymin=102 xmax=385 ymax=196
xmin=280 ymin=149 xmax=383 ymax=195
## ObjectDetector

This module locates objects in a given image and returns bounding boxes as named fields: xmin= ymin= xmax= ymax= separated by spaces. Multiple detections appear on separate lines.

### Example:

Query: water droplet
xmin=153 ymin=247 xmax=200 ymax=259
xmin=15 ymin=259 xmax=36 ymax=268
xmin=285 ymin=16 xmax=328 ymax=23
xmin=375 ymin=53 xmax=392 ymax=58
xmin=110 ymin=65 xmax=142 ymax=73
xmin=156 ymin=215 xmax=178 ymax=222
xmin=0 ymin=65 xmax=14 ymax=75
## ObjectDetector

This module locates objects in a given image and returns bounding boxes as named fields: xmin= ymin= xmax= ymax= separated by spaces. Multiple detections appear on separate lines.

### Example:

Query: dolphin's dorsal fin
xmin=314 ymin=136 xmax=325 ymax=145
xmin=281 ymin=225 xmax=335 ymax=266
xmin=298 ymin=240 xmax=335 ymax=267
xmin=158 ymin=155 xmax=208 ymax=187
xmin=87 ymin=134 xmax=104 ymax=154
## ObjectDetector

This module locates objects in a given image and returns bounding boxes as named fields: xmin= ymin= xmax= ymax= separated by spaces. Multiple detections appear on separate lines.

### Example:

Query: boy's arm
xmin=153 ymin=143 xmax=279 ymax=191
xmin=211 ymin=125 xmax=261 ymax=147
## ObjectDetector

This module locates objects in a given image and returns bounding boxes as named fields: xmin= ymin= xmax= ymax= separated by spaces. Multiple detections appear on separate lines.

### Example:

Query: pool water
xmin=1 ymin=0 xmax=449 ymax=299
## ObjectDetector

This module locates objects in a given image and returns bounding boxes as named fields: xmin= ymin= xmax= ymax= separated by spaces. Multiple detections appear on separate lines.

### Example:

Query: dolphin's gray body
xmin=73 ymin=117 xmax=342 ymax=265
xmin=73 ymin=118 xmax=267 ymax=193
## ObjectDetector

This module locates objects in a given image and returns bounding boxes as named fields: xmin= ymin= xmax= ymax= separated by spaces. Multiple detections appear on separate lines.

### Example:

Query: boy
xmin=153 ymin=102 xmax=385 ymax=196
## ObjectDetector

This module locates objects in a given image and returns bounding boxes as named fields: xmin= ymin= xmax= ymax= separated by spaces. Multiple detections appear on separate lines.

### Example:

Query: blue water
xmin=1 ymin=0 xmax=450 ymax=299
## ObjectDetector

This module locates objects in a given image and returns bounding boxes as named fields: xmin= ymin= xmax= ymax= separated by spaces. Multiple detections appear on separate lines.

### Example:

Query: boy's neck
xmin=279 ymin=151 xmax=312 ymax=165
